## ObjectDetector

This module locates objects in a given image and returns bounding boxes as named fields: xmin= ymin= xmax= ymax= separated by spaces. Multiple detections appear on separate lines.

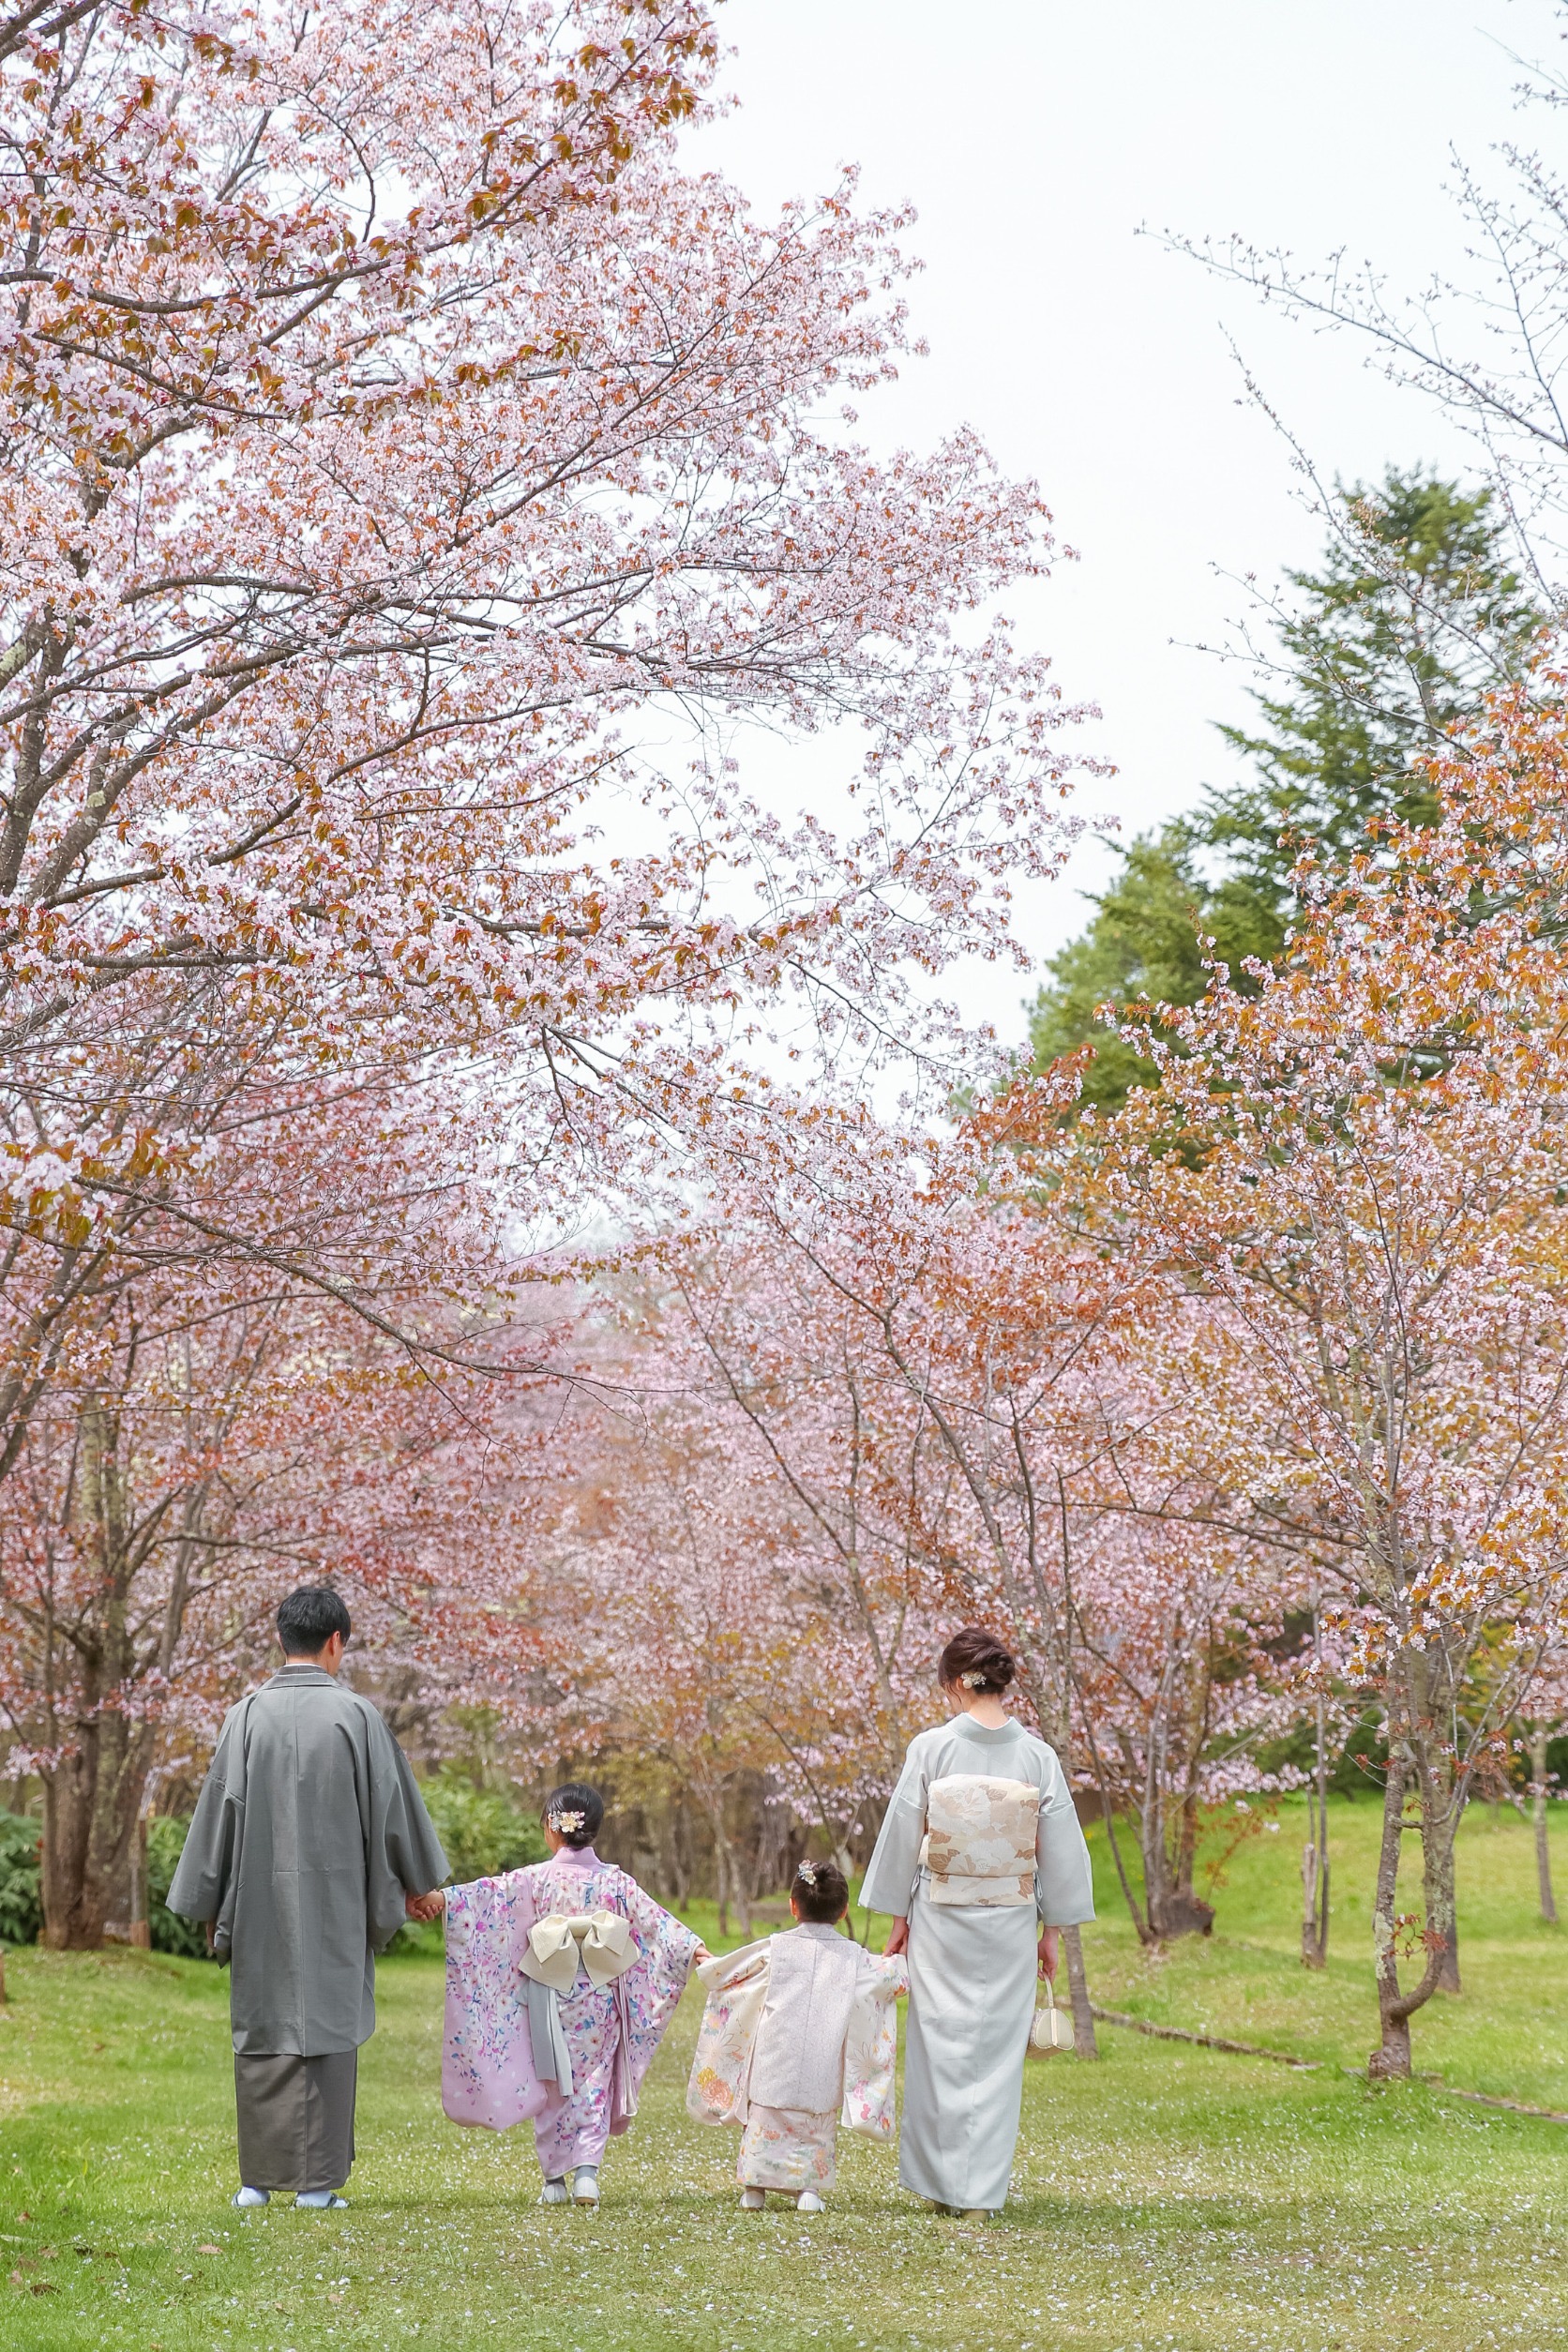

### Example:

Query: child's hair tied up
xmin=792 ymin=1855 xmax=849 ymax=1923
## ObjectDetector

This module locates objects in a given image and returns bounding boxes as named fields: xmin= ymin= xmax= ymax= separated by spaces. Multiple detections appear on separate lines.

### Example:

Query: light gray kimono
xmin=859 ymin=1714 xmax=1093 ymax=2214
xmin=168 ymin=1661 xmax=447 ymax=2193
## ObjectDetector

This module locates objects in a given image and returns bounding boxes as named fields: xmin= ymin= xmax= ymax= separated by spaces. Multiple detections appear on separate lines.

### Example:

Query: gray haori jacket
xmin=168 ymin=1663 xmax=448 ymax=2057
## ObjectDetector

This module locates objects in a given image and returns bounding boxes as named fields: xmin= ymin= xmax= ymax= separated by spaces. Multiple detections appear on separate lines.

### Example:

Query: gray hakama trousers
xmin=898 ymin=1888 xmax=1037 ymax=2212
xmin=235 ymin=2051 xmax=357 ymax=2193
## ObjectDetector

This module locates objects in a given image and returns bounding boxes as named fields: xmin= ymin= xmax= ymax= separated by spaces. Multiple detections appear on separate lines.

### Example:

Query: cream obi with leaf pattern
xmin=919 ymin=1774 xmax=1038 ymax=1907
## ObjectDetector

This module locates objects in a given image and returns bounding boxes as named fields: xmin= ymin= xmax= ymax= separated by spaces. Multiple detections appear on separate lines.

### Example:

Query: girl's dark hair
xmin=792 ymin=1858 xmax=849 ymax=1924
xmin=937 ymin=1624 xmax=1016 ymax=1696
xmin=542 ymin=1783 xmax=604 ymax=1850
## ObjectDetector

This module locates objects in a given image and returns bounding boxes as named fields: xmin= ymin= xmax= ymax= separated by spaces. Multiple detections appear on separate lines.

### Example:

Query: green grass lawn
xmin=2 ymin=1794 xmax=1566 ymax=2352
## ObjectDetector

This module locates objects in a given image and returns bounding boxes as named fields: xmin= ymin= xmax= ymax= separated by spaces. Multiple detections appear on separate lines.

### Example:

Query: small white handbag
xmin=1028 ymin=1975 xmax=1076 ymax=2056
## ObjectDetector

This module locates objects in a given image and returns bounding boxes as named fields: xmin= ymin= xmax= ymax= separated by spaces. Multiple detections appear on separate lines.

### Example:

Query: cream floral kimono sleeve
xmin=686 ymin=1939 xmax=771 ymax=2126
xmin=839 ymin=1950 xmax=906 ymax=2140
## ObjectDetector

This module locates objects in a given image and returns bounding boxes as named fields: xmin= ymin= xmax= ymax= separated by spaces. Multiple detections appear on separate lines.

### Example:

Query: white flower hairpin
xmin=549 ymin=1807 xmax=586 ymax=1832
xmin=959 ymin=1670 xmax=986 ymax=1689
xmin=796 ymin=1860 xmax=819 ymax=1886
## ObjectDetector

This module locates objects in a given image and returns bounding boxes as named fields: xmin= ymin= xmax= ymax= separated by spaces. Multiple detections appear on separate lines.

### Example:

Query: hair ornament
xmin=796 ymin=1860 xmax=819 ymax=1886
xmin=959 ymin=1669 xmax=986 ymax=1689
xmin=549 ymin=1807 xmax=586 ymax=1832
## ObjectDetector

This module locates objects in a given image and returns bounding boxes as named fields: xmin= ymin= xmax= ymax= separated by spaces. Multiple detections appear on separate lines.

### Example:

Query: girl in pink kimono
xmin=428 ymin=1783 xmax=707 ymax=2207
xmin=687 ymin=1859 xmax=906 ymax=2212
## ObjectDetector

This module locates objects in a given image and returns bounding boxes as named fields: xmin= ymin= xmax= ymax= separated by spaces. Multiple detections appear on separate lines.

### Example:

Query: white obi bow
xmin=519 ymin=1909 xmax=638 ymax=1992
xmin=518 ymin=1910 xmax=641 ymax=2099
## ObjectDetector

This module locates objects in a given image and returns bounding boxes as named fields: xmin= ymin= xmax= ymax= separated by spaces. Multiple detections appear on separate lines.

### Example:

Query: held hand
xmin=1037 ymin=1925 xmax=1061 ymax=1983
xmin=405 ymin=1889 xmax=445 ymax=1923
xmin=883 ymin=1917 xmax=910 ymax=1958
xmin=691 ymin=1944 xmax=712 ymax=1966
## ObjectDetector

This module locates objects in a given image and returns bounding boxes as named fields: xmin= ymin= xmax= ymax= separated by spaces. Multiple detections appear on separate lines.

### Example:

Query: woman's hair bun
xmin=937 ymin=1625 xmax=1017 ymax=1696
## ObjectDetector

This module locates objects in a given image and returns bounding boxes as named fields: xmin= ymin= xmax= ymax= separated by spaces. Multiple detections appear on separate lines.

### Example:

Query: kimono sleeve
xmin=686 ymin=1941 xmax=770 ymax=2128
xmin=620 ymin=1877 xmax=703 ymax=1989
xmin=165 ymin=1702 xmax=246 ymax=1924
xmin=858 ymin=1740 xmax=928 ymax=1917
xmin=840 ymin=1951 xmax=905 ymax=2142
xmin=442 ymin=1870 xmax=546 ymax=2131
xmin=616 ymin=1876 xmax=703 ymax=2088
xmin=363 ymin=1710 xmax=450 ymax=1954
xmin=1035 ymin=1745 xmax=1094 ymax=1926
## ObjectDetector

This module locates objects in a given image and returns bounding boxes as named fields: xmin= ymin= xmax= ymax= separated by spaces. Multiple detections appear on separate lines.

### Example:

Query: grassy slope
xmin=1 ymin=1794 xmax=1565 ymax=2352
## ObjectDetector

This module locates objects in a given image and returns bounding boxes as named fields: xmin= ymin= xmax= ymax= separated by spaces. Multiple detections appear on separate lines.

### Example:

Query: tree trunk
xmin=38 ymin=1397 xmax=156 ymax=1950
xmin=1368 ymin=1753 xmax=1412 ymax=2078
xmin=1062 ymin=1924 xmax=1098 ymax=2059
xmin=1301 ymin=1642 xmax=1330 ymax=1968
xmin=1031 ymin=1627 xmax=1104 ymax=2057
xmin=663 ymin=1801 xmax=693 ymax=1907
xmin=1136 ymin=1735 xmax=1213 ymax=1939
xmin=1174 ymin=1783 xmax=1200 ymax=1908
xmin=714 ymin=1839 xmax=730 ymax=1938
xmin=1081 ymin=1728 xmax=1153 ymax=1946
xmin=1141 ymin=1806 xmax=1214 ymax=1940
xmin=1367 ymin=1737 xmax=1449 ymax=2079
xmin=1301 ymin=1835 xmax=1327 ymax=1968
xmin=1425 ymin=1780 xmax=1461 ymax=1995
xmin=40 ymin=1718 xmax=153 ymax=1949
xmin=1102 ymin=1802 xmax=1154 ymax=1945
xmin=1532 ymin=1729 xmax=1558 ymax=1925
xmin=724 ymin=1822 xmax=751 ymax=1938
xmin=704 ymin=1797 xmax=749 ymax=1939
xmin=129 ymin=1815 xmax=150 ymax=1950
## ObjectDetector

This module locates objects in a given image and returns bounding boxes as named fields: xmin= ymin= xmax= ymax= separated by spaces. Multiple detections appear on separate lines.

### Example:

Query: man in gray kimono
xmin=169 ymin=1586 xmax=448 ymax=2209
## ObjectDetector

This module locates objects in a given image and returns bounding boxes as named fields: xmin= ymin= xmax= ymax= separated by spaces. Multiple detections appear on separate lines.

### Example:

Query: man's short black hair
xmin=277 ymin=1586 xmax=352 ymax=1657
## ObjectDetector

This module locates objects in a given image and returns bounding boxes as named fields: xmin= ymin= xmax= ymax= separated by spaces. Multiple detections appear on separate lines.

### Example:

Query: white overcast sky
xmin=690 ymin=0 xmax=1563 ymax=1045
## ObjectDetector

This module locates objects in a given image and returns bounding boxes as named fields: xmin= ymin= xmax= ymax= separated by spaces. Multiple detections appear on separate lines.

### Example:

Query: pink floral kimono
xmin=443 ymin=1847 xmax=701 ymax=2179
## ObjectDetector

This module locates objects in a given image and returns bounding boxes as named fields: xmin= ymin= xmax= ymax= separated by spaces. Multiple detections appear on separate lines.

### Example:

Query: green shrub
xmin=0 ymin=1813 xmax=215 ymax=1952
xmin=146 ymin=1816 xmax=211 ymax=1959
xmin=0 ymin=1815 xmax=42 ymax=1945
xmin=418 ymin=1771 xmax=548 ymax=1886
xmin=0 ymin=1785 xmax=543 ymax=1962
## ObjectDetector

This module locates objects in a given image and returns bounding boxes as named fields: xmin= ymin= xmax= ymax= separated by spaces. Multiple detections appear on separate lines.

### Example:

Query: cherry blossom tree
xmin=0 ymin=1063 xmax=570 ymax=1945
xmin=602 ymin=1108 xmax=1151 ymax=2041
xmin=1060 ymin=1498 xmax=1297 ymax=1948
xmin=0 ymin=0 xmax=1083 ymax=1483
xmin=1053 ymin=681 xmax=1568 ymax=2074
xmin=1506 ymin=1641 xmax=1568 ymax=1928
xmin=0 ymin=0 xmax=1097 ymax=1937
xmin=515 ymin=1268 xmax=943 ymax=1926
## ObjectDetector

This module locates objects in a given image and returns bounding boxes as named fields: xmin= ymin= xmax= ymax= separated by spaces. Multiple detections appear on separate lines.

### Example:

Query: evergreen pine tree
xmin=1028 ymin=472 xmax=1541 ymax=1107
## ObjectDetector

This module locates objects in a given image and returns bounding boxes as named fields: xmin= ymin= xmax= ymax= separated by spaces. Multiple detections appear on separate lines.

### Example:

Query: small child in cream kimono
xmin=686 ymin=1859 xmax=906 ymax=2212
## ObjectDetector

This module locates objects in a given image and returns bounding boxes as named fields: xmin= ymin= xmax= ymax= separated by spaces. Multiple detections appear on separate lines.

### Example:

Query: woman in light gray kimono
xmin=859 ymin=1625 xmax=1094 ymax=2219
